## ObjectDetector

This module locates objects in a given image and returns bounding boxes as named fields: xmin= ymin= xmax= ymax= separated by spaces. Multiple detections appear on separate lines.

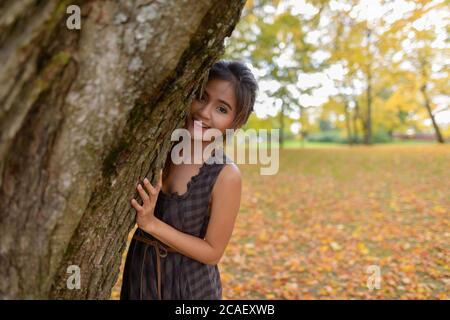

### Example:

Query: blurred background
xmin=227 ymin=0 xmax=449 ymax=146
xmin=113 ymin=0 xmax=449 ymax=299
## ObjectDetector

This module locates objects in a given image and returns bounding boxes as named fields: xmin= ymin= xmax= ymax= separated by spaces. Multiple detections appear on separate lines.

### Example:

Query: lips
xmin=192 ymin=117 xmax=210 ymax=129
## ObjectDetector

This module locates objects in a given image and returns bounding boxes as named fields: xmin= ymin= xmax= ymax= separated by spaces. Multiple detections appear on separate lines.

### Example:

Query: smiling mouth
xmin=192 ymin=117 xmax=210 ymax=129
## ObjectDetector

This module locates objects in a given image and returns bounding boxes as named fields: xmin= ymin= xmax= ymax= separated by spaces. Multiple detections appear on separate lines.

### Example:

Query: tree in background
xmin=320 ymin=0 xmax=448 ymax=144
xmin=225 ymin=0 xmax=449 ymax=145
xmin=405 ymin=1 xmax=448 ymax=143
xmin=225 ymin=0 xmax=327 ymax=147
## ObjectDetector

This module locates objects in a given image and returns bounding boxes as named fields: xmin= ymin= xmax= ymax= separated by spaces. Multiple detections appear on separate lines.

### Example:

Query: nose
xmin=196 ymin=102 xmax=211 ymax=121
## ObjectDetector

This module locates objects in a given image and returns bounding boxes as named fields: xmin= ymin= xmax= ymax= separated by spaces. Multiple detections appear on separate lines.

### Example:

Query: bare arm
xmin=134 ymin=164 xmax=242 ymax=265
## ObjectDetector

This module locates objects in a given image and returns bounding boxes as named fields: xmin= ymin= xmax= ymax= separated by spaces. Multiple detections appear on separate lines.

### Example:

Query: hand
xmin=131 ymin=169 xmax=163 ymax=233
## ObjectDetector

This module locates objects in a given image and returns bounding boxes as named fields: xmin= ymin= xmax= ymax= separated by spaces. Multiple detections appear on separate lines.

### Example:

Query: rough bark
xmin=0 ymin=0 xmax=246 ymax=299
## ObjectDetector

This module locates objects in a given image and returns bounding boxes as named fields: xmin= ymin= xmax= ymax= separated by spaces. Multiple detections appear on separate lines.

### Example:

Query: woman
xmin=120 ymin=60 xmax=258 ymax=300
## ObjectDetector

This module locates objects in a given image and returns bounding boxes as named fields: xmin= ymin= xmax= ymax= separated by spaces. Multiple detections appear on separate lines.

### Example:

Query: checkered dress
xmin=120 ymin=149 xmax=232 ymax=300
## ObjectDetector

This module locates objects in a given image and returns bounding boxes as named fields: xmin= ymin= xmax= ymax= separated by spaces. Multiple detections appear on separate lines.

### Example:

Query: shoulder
xmin=219 ymin=162 xmax=241 ymax=183
xmin=212 ymin=162 xmax=242 ymax=196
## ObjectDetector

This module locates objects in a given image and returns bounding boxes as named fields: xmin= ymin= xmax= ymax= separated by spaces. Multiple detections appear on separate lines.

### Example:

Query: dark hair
xmin=196 ymin=60 xmax=259 ymax=129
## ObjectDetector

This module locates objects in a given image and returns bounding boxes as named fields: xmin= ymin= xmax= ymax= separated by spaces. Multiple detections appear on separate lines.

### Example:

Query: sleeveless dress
xmin=120 ymin=149 xmax=232 ymax=300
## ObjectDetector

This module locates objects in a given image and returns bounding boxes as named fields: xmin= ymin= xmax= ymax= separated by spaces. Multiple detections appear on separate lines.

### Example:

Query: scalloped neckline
xmin=159 ymin=155 xmax=213 ymax=200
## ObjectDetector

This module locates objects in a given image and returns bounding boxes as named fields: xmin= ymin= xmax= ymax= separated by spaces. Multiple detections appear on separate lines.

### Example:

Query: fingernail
xmin=144 ymin=178 xmax=149 ymax=183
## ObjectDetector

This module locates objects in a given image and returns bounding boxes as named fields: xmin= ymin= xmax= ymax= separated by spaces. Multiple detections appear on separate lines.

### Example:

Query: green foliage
xmin=319 ymin=119 xmax=334 ymax=131
xmin=224 ymin=0 xmax=449 ymax=144
xmin=307 ymin=128 xmax=393 ymax=144
xmin=307 ymin=130 xmax=343 ymax=143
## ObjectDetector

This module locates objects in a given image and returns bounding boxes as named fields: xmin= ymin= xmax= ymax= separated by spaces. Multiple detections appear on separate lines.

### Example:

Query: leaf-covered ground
xmin=112 ymin=145 xmax=449 ymax=299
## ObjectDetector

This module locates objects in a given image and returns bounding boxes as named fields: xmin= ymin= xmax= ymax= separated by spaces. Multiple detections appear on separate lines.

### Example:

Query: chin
xmin=186 ymin=117 xmax=212 ymax=141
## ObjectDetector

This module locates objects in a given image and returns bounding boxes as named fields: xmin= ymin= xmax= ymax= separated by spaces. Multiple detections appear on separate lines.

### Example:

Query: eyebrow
xmin=204 ymin=89 xmax=233 ymax=111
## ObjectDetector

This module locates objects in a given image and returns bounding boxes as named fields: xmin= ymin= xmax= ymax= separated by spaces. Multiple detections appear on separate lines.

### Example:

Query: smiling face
xmin=185 ymin=78 xmax=237 ymax=141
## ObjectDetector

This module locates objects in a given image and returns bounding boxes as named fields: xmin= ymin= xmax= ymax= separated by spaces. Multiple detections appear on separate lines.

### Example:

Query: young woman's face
xmin=186 ymin=78 xmax=237 ymax=141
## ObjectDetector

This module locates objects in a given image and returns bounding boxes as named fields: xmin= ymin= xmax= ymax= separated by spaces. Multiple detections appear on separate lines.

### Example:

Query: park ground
xmin=111 ymin=143 xmax=449 ymax=299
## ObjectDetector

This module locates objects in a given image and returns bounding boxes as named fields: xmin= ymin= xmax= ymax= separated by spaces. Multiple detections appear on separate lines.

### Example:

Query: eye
xmin=217 ymin=106 xmax=228 ymax=114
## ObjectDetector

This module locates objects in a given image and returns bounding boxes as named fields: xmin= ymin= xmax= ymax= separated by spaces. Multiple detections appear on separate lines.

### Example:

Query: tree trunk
xmin=365 ymin=71 xmax=372 ymax=145
xmin=421 ymin=84 xmax=445 ymax=144
xmin=0 ymin=0 xmax=246 ymax=299
xmin=279 ymin=104 xmax=285 ymax=148
xmin=353 ymin=101 xmax=361 ymax=144
xmin=299 ymin=105 xmax=307 ymax=148
xmin=364 ymin=27 xmax=373 ymax=145
xmin=343 ymin=101 xmax=353 ymax=145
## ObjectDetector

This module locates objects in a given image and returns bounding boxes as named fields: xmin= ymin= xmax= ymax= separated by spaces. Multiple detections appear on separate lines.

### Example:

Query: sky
xmin=246 ymin=0 xmax=450 ymax=131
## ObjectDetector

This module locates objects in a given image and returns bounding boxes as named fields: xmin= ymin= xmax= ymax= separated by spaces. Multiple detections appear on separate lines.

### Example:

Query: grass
xmin=281 ymin=139 xmax=437 ymax=149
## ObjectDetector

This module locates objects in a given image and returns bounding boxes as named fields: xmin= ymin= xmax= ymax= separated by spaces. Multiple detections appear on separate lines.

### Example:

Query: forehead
xmin=204 ymin=78 xmax=237 ymax=110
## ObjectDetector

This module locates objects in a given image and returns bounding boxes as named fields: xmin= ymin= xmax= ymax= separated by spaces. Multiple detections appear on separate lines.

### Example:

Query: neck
xmin=193 ymin=140 xmax=216 ymax=164
xmin=177 ymin=140 xmax=214 ymax=165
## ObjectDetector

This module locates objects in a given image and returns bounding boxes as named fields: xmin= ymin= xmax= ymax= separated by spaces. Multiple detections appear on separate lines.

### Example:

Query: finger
xmin=136 ymin=183 xmax=150 ymax=203
xmin=143 ymin=178 xmax=157 ymax=196
xmin=158 ymin=169 xmax=163 ymax=189
xmin=131 ymin=198 xmax=142 ymax=212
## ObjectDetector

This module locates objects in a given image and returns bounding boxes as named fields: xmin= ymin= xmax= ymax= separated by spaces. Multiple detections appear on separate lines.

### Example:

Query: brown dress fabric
xmin=120 ymin=149 xmax=232 ymax=300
